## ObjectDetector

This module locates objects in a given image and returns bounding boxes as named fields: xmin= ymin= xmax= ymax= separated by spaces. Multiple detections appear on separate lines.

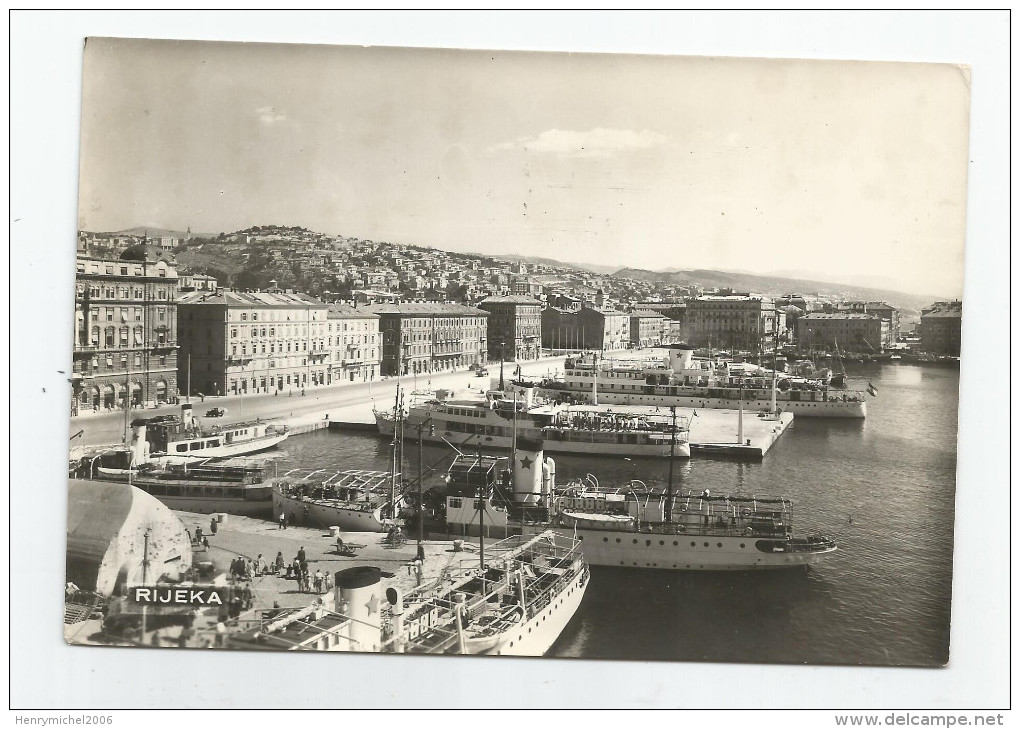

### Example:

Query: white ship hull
xmin=272 ymin=486 xmax=394 ymax=532
xmin=524 ymin=385 xmax=866 ymax=419
xmin=151 ymin=432 xmax=290 ymax=464
xmin=375 ymin=412 xmax=691 ymax=458
xmin=487 ymin=564 xmax=589 ymax=656
xmin=521 ymin=525 xmax=835 ymax=570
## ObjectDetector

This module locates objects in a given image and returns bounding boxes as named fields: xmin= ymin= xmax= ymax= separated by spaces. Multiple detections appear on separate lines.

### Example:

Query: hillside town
xmin=72 ymin=225 xmax=963 ymax=413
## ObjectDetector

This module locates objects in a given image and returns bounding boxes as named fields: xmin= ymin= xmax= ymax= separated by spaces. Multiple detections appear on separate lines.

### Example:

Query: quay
xmin=66 ymin=509 xmax=500 ymax=649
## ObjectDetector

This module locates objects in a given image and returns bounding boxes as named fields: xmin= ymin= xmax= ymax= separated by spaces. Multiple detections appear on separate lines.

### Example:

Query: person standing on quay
xmin=297 ymin=546 xmax=307 ymax=566
xmin=210 ymin=517 xmax=218 ymax=536
xmin=279 ymin=512 xmax=287 ymax=530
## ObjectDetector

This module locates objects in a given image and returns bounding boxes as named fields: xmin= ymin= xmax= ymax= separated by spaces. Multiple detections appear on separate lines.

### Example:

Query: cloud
xmin=255 ymin=106 xmax=287 ymax=125
xmin=491 ymin=127 xmax=667 ymax=158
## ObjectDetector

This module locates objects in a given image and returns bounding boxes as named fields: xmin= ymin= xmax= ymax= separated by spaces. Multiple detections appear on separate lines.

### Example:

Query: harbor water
xmin=272 ymin=363 xmax=959 ymax=666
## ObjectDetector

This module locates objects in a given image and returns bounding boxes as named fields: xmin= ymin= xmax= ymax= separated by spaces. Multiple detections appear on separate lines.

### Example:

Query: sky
xmin=78 ymin=38 xmax=971 ymax=297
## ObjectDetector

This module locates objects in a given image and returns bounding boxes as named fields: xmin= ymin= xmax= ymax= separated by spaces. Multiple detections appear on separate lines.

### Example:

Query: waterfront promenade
xmin=69 ymin=354 xmax=573 ymax=447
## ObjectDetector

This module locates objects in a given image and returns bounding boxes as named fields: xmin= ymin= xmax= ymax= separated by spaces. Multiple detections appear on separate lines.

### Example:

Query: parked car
xmin=205 ymin=407 xmax=227 ymax=417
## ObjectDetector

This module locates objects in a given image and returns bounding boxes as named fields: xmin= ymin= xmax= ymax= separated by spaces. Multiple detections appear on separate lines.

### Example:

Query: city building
xmin=796 ymin=313 xmax=887 ymax=353
xmin=578 ymin=305 xmax=631 ymax=351
xmin=541 ymin=307 xmax=583 ymax=351
xmin=326 ymin=304 xmax=381 ymax=383
xmin=179 ymin=273 xmax=218 ymax=292
xmin=684 ymin=295 xmax=778 ymax=352
xmin=72 ymin=245 xmax=179 ymax=414
xmin=177 ymin=289 xmax=330 ymax=397
xmin=919 ymin=301 xmax=963 ymax=356
xmin=837 ymin=301 xmax=900 ymax=346
xmin=364 ymin=303 xmax=489 ymax=376
xmin=629 ymin=310 xmax=668 ymax=348
xmin=478 ymin=296 xmax=543 ymax=362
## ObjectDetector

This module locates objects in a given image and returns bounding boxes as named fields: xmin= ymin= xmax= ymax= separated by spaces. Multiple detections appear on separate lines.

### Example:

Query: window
xmin=120 ymin=266 xmax=128 ymax=276
xmin=135 ymin=307 xmax=142 ymax=321
xmin=158 ymin=309 xmax=165 ymax=322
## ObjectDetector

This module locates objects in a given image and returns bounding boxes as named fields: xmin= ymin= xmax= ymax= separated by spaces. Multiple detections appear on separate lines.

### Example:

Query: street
xmin=71 ymin=355 xmax=569 ymax=447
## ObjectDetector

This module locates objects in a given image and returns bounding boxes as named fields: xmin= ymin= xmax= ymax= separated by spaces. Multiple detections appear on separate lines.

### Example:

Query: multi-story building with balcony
xmin=365 ymin=303 xmax=488 ymax=376
xmin=72 ymin=245 xmax=179 ymax=414
xmin=577 ymin=306 xmax=631 ymax=351
xmin=478 ymin=296 xmax=542 ymax=362
xmin=684 ymin=295 xmax=778 ymax=352
xmin=177 ymin=289 xmax=329 ymax=397
xmin=326 ymin=304 xmax=381 ymax=383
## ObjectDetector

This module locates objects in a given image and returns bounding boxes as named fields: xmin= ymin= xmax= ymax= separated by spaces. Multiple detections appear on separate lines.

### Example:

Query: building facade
xmin=541 ymin=307 xmax=582 ymax=351
xmin=796 ymin=313 xmax=887 ymax=353
xmin=72 ymin=246 xmax=179 ymax=414
xmin=578 ymin=306 xmax=631 ymax=350
xmin=177 ymin=290 xmax=330 ymax=397
xmin=629 ymin=310 xmax=668 ymax=348
xmin=838 ymin=301 xmax=900 ymax=346
xmin=684 ymin=295 xmax=778 ymax=352
xmin=326 ymin=304 xmax=381 ymax=383
xmin=919 ymin=301 xmax=963 ymax=356
xmin=365 ymin=303 xmax=488 ymax=376
xmin=478 ymin=296 xmax=543 ymax=362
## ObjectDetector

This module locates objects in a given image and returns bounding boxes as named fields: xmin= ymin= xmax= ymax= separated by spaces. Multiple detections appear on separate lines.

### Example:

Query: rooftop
xmin=478 ymin=296 xmax=543 ymax=305
xmin=363 ymin=302 xmax=489 ymax=316
xmin=800 ymin=313 xmax=880 ymax=320
xmin=178 ymin=289 xmax=325 ymax=308
xmin=326 ymin=304 xmax=379 ymax=320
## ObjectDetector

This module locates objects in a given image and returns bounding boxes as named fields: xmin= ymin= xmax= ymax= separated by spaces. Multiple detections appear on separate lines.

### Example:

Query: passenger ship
xmin=375 ymin=387 xmax=691 ymax=459
xmin=511 ymin=347 xmax=867 ymax=418
xmin=443 ymin=439 xmax=836 ymax=571
xmin=229 ymin=531 xmax=588 ymax=657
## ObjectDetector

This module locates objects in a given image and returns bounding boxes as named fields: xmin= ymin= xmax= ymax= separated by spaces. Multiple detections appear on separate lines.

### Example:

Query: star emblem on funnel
xmin=519 ymin=456 xmax=533 ymax=469
xmin=365 ymin=593 xmax=379 ymax=616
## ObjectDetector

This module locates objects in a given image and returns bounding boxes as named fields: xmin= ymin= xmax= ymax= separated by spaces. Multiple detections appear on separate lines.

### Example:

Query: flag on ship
xmin=867 ymin=382 xmax=878 ymax=397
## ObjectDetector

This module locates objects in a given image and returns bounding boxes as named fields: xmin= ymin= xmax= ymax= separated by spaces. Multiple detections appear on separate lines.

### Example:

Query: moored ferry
xmin=510 ymin=347 xmax=867 ymax=419
xmin=442 ymin=438 xmax=836 ymax=571
xmin=375 ymin=387 xmax=691 ymax=459
xmin=130 ymin=403 xmax=289 ymax=465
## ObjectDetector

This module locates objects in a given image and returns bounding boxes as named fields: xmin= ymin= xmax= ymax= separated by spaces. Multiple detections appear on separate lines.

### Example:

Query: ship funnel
xmin=513 ymin=437 xmax=545 ymax=505
xmin=521 ymin=387 xmax=535 ymax=409
xmin=542 ymin=456 xmax=556 ymax=507
xmin=335 ymin=566 xmax=382 ymax=653
xmin=668 ymin=346 xmax=695 ymax=372
xmin=181 ymin=402 xmax=194 ymax=427
xmin=129 ymin=421 xmax=150 ymax=466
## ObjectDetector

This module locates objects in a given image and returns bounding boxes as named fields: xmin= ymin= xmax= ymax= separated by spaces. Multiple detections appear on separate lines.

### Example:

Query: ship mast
xmin=665 ymin=406 xmax=677 ymax=523
xmin=389 ymin=386 xmax=399 ymax=520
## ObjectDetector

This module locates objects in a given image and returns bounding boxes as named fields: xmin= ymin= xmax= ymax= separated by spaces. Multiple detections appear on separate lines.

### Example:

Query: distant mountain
xmin=612 ymin=267 xmax=937 ymax=317
xmin=486 ymin=252 xmax=619 ymax=275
